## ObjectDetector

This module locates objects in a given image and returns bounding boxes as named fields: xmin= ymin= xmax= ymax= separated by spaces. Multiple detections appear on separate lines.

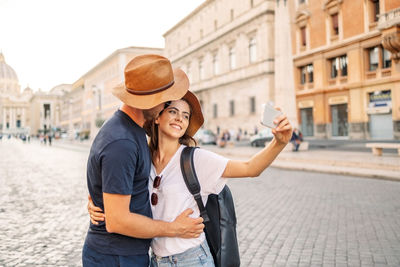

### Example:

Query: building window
xmin=229 ymin=100 xmax=235 ymax=116
xmin=249 ymin=37 xmax=257 ymax=63
xmin=188 ymin=37 xmax=191 ymax=45
xmin=330 ymin=58 xmax=338 ymax=78
xmin=213 ymin=53 xmax=219 ymax=75
xmin=300 ymin=66 xmax=307 ymax=84
xmin=299 ymin=0 xmax=305 ymax=4
xmin=300 ymin=26 xmax=306 ymax=47
xmin=213 ymin=104 xmax=218 ymax=118
xmin=340 ymin=55 xmax=348 ymax=76
xmin=200 ymin=29 xmax=203 ymax=38
xmin=299 ymin=64 xmax=313 ymax=85
xmin=382 ymin=49 xmax=392 ymax=69
xmin=368 ymin=47 xmax=379 ymax=71
xmin=229 ymin=46 xmax=236 ymax=70
xmin=214 ymin=20 xmax=218 ymax=31
xmin=330 ymin=55 xmax=347 ymax=78
xmin=230 ymin=9 xmax=234 ymax=21
xmin=250 ymin=0 xmax=254 ymax=8
xmin=199 ymin=58 xmax=204 ymax=80
xmin=307 ymin=64 xmax=314 ymax=82
xmin=371 ymin=0 xmax=380 ymax=22
xmin=250 ymin=97 xmax=256 ymax=114
xmin=331 ymin=13 xmax=339 ymax=36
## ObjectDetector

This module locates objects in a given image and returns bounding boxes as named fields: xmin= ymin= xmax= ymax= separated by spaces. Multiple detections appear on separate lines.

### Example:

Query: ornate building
xmin=0 ymin=53 xmax=32 ymax=136
xmin=289 ymin=0 xmax=400 ymax=140
xmin=163 ymin=0 xmax=297 ymax=136
xmin=59 ymin=46 xmax=163 ymax=140
xmin=0 ymin=53 xmax=67 ymax=137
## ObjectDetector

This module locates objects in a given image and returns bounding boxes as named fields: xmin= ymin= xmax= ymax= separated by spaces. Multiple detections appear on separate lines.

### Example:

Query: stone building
xmin=0 ymin=53 xmax=32 ymax=136
xmin=163 ymin=0 xmax=297 ymax=137
xmin=0 ymin=52 xmax=70 ymax=137
xmin=29 ymin=84 xmax=70 ymax=136
xmin=289 ymin=0 xmax=400 ymax=140
xmin=65 ymin=46 xmax=163 ymax=139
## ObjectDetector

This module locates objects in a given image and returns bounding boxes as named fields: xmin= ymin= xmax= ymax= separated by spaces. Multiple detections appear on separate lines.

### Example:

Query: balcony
xmin=378 ymin=8 xmax=400 ymax=62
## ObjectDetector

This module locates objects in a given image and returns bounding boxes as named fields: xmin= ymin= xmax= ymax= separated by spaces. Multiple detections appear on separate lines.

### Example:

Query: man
xmin=83 ymin=55 xmax=204 ymax=266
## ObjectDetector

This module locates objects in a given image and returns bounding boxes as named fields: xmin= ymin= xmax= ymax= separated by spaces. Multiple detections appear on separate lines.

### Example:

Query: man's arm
xmin=103 ymin=193 xmax=204 ymax=239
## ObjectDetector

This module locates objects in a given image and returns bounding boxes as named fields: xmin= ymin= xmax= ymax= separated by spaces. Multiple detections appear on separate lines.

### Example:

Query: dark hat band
xmin=125 ymin=80 xmax=175 ymax=96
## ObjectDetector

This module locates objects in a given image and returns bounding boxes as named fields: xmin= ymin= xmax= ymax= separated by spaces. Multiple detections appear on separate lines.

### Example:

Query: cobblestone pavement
xmin=1 ymin=139 xmax=400 ymax=266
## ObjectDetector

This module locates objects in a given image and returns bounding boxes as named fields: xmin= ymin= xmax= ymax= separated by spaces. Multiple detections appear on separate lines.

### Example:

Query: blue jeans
xmin=82 ymin=244 xmax=149 ymax=267
xmin=150 ymin=241 xmax=215 ymax=267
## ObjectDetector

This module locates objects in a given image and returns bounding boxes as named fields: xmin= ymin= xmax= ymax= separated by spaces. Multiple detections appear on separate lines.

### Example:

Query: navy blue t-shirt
xmin=84 ymin=110 xmax=152 ymax=256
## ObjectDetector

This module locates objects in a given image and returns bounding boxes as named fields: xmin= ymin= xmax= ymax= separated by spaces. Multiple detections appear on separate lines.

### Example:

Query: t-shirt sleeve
xmin=193 ymin=148 xmax=229 ymax=195
xmin=100 ymin=139 xmax=138 ymax=195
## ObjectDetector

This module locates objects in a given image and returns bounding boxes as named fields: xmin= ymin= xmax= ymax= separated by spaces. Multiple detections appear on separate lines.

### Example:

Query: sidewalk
xmin=203 ymin=144 xmax=400 ymax=181
xmin=52 ymin=139 xmax=400 ymax=181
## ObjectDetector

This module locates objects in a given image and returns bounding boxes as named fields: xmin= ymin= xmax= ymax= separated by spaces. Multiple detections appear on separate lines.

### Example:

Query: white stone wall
xmin=164 ymin=0 xmax=276 ymax=135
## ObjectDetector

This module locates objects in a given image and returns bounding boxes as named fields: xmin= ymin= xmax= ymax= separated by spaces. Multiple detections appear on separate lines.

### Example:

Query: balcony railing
xmin=378 ymin=7 xmax=400 ymax=30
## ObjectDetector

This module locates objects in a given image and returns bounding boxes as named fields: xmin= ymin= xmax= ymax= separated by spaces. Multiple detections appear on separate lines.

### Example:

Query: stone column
xmin=11 ymin=108 xmax=15 ymax=130
xmin=2 ymin=107 xmax=6 ymax=132
xmin=22 ymin=107 xmax=26 ymax=128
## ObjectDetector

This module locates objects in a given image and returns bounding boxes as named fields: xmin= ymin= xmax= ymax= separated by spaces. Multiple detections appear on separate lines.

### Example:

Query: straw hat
xmin=112 ymin=54 xmax=189 ymax=109
xmin=180 ymin=90 xmax=204 ymax=137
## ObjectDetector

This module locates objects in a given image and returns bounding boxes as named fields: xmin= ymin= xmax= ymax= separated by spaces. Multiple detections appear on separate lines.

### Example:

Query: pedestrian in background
xmin=290 ymin=127 xmax=303 ymax=152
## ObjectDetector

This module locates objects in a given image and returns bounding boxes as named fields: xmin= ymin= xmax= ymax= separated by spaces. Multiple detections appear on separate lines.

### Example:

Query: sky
xmin=0 ymin=0 xmax=204 ymax=91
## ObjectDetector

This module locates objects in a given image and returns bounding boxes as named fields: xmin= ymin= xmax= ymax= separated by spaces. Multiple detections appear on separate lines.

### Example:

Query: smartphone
xmin=260 ymin=103 xmax=282 ymax=128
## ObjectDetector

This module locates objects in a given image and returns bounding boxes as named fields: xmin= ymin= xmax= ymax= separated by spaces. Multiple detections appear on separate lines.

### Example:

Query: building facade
xmin=164 ymin=0 xmax=291 ymax=137
xmin=289 ymin=0 xmax=400 ymax=140
xmin=62 ymin=46 xmax=163 ymax=140
xmin=1 ymin=53 xmax=33 ymax=136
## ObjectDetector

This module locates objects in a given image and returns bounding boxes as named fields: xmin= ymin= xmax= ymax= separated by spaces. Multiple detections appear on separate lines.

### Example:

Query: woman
xmin=89 ymin=91 xmax=292 ymax=266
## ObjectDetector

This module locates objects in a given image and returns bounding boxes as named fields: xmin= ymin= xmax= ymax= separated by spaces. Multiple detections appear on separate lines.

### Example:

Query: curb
xmin=205 ymin=147 xmax=400 ymax=182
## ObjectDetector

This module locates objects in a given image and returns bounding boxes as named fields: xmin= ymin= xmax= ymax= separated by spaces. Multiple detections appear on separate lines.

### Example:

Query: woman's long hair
xmin=145 ymin=99 xmax=197 ymax=160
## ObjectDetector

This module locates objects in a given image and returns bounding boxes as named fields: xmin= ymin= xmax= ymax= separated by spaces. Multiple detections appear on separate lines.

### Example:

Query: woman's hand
xmin=272 ymin=109 xmax=293 ymax=145
xmin=87 ymin=195 xmax=105 ymax=225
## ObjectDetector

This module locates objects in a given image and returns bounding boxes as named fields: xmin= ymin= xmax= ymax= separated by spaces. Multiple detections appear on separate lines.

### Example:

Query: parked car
xmin=194 ymin=129 xmax=217 ymax=145
xmin=250 ymin=128 xmax=273 ymax=147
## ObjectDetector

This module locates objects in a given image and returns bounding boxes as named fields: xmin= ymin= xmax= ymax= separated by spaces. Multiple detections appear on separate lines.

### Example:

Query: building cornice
xmin=293 ymin=30 xmax=382 ymax=61
xmin=163 ymin=0 xmax=214 ymax=37
xmin=169 ymin=1 xmax=274 ymax=63
xmin=74 ymin=46 xmax=163 ymax=83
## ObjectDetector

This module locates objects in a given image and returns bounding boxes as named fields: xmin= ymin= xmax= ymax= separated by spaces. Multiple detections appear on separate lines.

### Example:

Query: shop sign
xmin=328 ymin=96 xmax=348 ymax=105
xmin=368 ymin=90 xmax=391 ymax=108
xmin=298 ymin=100 xmax=314 ymax=108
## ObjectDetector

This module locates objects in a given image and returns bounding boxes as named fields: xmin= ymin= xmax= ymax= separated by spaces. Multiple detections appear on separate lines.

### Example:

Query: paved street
xmin=1 ymin=139 xmax=400 ymax=266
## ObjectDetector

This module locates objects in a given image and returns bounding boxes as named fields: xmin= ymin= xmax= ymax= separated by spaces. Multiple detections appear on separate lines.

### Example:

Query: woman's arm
xmin=222 ymin=112 xmax=292 ymax=178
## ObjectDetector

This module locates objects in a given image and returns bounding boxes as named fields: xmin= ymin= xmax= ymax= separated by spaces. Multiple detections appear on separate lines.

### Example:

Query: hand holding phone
xmin=260 ymin=102 xmax=282 ymax=128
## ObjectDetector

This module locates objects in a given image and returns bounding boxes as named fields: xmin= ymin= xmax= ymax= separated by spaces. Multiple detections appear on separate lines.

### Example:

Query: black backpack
xmin=180 ymin=146 xmax=240 ymax=267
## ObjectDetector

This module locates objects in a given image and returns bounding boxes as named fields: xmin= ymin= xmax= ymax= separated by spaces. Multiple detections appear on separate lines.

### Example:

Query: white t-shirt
xmin=149 ymin=145 xmax=229 ymax=257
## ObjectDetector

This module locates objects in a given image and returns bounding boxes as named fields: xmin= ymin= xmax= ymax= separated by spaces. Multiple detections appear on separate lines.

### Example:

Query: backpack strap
xmin=180 ymin=146 xmax=210 ymax=223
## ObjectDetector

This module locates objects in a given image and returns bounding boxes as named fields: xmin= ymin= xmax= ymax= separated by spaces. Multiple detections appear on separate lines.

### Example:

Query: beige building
xmin=0 ymin=53 xmax=32 ymax=136
xmin=67 ymin=46 xmax=163 ymax=139
xmin=28 ymin=85 xmax=67 ymax=136
xmin=59 ymin=79 xmax=84 ymax=139
xmin=289 ymin=0 xmax=400 ymax=140
xmin=1 ymin=52 xmax=71 ymax=137
xmin=164 ymin=0 xmax=289 ymax=137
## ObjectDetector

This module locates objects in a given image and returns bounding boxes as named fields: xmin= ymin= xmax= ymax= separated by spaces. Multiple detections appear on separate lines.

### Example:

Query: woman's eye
xmin=184 ymin=115 xmax=190 ymax=120
xmin=168 ymin=109 xmax=177 ymax=114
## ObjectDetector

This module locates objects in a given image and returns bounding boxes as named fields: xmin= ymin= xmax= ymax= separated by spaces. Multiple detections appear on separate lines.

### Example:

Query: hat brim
xmin=112 ymin=68 xmax=189 ymax=109
xmin=182 ymin=91 xmax=204 ymax=137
